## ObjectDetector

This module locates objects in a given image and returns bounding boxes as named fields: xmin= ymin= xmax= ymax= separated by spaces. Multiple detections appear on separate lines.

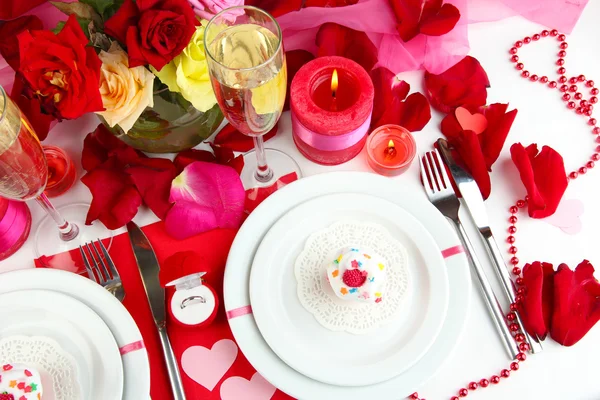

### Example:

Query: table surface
xmin=2 ymin=4 xmax=600 ymax=399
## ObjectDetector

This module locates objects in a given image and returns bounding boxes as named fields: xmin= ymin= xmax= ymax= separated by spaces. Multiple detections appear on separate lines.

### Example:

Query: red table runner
xmin=35 ymin=222 xmax=294 ymax=400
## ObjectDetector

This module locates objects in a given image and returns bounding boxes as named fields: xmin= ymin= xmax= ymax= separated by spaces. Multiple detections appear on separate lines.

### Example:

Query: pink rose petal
xmin=165 ymin=161 xmax=245 ymax=239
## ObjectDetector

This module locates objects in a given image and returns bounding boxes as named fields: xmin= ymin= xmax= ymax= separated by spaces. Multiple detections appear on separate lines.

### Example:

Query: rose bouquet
xmin=1 ymin=0 xmax=233 ymax=151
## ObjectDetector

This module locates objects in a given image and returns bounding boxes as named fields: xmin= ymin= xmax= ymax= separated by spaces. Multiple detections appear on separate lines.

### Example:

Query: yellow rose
xmin=97 ymin=43 xmax=155 ymax=133
xmin=152 ymin=22 xmax=217 ymax=112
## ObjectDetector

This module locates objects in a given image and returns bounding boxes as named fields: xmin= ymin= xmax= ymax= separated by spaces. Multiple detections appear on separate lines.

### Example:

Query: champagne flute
xmin=204 ymin=5 xmax=301 ymax=189
xmin=0 ymin=86 xmax=112 ymax=264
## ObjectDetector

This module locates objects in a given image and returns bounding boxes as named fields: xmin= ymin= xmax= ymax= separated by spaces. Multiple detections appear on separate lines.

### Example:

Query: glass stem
xmin=253 ymin=135 xmax=274 ymax=183
xmin=35 ymin=193 xmax=79 ymax=241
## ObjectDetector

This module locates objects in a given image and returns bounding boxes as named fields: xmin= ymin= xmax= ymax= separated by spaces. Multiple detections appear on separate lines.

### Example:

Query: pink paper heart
xmin=220 ymin=372 xmax=277 ymax=400
xmin=544 ymin=199 xmax=584 ymax=235
xmin=455 ymin=106 xmax=488 ymax=135
xmin=181 ymin=339 xmax=238 ymax=391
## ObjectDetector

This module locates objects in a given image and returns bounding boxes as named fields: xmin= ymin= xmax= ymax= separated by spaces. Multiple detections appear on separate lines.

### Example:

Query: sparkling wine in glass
xmin=204 ymin=6 xmax=301 ymax=189
xmin=0 ymin=86 xmax=112 ymax=264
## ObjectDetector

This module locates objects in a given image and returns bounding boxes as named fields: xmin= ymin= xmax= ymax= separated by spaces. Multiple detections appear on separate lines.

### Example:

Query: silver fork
xmin=79 ymin=240 xmax=125 ymax=302
xmin=420 ymin=149 xmax=519 ymax=359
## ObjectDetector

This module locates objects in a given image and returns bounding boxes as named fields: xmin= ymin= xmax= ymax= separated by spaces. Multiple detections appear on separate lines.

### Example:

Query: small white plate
xmin=224 ymin=172 xmax=472 ymax=399
xmin=250 ymin=193 xmax=449 ymax=387
xmin=0 ymin=269 xmax=150 ymax=400
xmin=0 ymin=289 xmax=123 ymax=399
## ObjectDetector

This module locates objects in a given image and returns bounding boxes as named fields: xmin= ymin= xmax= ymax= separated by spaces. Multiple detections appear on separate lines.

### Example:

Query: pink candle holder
xmin=290 ymin=56 xmax=374 ymax=165
xmin=366 ymin=124 xmax=417 ymax=176
xmin=0 ymin=198 xmax=31 ymax=261
xmin=43 ymin=145 xmax=76 ymax=198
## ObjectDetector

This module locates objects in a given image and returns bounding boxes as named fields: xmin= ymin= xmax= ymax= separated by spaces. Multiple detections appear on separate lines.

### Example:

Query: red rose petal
xmin=551 ymin=260 xmax=600 ymax=346
xmin=397 ymin=92 xmax=431 ymax=132
xmin=479 ymin=104 xmax=517 ymax=169
xmin=126 ymin=158 xmax=177 ymax=220
xmin=81 ymin=164 xmax=142 ymax=230
xmin=213 ymin=123 xmax=278 ymax=152
xmin=304 ymin=0 xmax=359 ymax=6
xmin=284 ymin=50 xmax=315 ymax=111
xmin=510 ymin=143 xmax=568 ymax=218
xmin=451 ymin=130 xmax=491 ymax=199
xmin=245 ymin=0 xmax=303 ymax=17
xmin=370 ymin=67 xmax=409 ymax=128
xmin=519 ymin=261 xmax=554 ymax=339
xmin=388 ymin=0 xmax=422 ymax=42
xmin=82 ymin=124 xmax=132 ymax=172
xmin=0 ymin=15 xmax=42 ymax=71
xmin=315 ymin=23 xmax=378 ymax=72
xmin=370 ymin=67 xmax=430 ymax=131
xmin=210 ymin=144 xmax=244 ymax=175
xmin=424 ymin=56 xmax=490 ymax=113
xmin=174 ymin=149 xmax=217 ymax=173
xmin=419 ymin=2 xmax=461 ymax=36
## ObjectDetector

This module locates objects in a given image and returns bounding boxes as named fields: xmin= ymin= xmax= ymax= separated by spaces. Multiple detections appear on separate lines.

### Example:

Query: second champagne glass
xmin=204 ymin=5 xmax=301 ymax=189
xmin=0 ymin=86 xmax=112 ymax=266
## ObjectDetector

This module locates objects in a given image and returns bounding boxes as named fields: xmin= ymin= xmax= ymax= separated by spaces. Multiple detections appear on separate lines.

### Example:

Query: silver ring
xmin=180 ymin=295 xmax=206 ymax=309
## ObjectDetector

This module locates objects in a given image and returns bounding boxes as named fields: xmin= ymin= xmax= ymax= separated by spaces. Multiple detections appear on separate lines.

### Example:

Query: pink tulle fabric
xmin=278 ymin=0 xmax=589 ymax=74
xmin=0 ymin=0 xmax=590 ymax=92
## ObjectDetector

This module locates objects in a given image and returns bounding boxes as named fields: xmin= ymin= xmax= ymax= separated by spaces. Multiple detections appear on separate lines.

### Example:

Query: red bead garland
xmin=408 ymin=28 xmax=597 ymax=400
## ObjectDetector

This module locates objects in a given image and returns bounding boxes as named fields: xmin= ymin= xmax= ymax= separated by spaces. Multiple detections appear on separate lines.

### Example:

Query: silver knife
xmin=437 ymin=139 xmax=543 ymax=354
xmin=127 ymin=222 xmax=187 ymax=400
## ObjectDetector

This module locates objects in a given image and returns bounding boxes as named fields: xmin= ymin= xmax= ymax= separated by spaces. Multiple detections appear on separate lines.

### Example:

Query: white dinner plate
xmin=0 ymin=290 xmax=123 ymax=399
xmin=0 ymin=268 xmax=150 ymax=400
xmin=250 ymin=193 xmax=449 ymax=387
xmin=224 ymin=172 xmax=472 ymax=399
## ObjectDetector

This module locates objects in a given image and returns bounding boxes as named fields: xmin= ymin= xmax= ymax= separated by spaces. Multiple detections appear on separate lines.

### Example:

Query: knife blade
xmin=127 ymin=222 xmax=187 ymax=400
xmin=436 ymin=139 xmax=543 ymax=354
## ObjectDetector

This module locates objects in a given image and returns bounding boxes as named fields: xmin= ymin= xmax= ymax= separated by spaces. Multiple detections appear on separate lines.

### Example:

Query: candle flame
xmin=331 ymin=69 xmax=338 ymax=96
xmin=388 ymin=139 xmax=395 ymax=148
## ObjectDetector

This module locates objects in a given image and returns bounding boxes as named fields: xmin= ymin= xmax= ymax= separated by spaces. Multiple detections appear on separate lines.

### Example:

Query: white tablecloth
xmin=2 ymin=3 xmax=600 ymax=398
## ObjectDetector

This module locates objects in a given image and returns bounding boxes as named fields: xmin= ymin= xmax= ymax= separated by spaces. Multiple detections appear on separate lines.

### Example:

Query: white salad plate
xmin=249 ymin=193 xmax=449 ymax=387
xmin=0 ymin=289 xmax=123 ymax=399
xmin=224 ymin=172 xmax=472 ymax=399
xmin=0 ymin=268 xmax=150 ymax=400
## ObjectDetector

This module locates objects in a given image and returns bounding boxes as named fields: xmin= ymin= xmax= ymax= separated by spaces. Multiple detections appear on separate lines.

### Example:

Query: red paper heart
xmin=455 ymin=106 xmax=488 ymax=135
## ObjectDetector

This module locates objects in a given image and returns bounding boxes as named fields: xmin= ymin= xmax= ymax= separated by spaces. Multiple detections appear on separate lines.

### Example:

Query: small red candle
xmin=366 ymin=124 xmax=416 ymax=176
xmin=291 ymin=56 xmax=374 ymax=165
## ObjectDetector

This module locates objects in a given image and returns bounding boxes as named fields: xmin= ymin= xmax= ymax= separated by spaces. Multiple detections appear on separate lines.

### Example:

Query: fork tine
xmin=425 ymin=151 xmax=443 ymax=192
xmin=79 ymin=246 xmax=97 ymax=283
xmin=433 ymin=148 xmax=452 ymax=189
xmin=90 ymin=241 xmax=112 ymax=281
xmin=419 ymin=155 xmax=434 ymax=197
xmin=97 ymin=240 xmax=119 ymax=280
xmin=85 ymin=243 xmax=106 ymax=283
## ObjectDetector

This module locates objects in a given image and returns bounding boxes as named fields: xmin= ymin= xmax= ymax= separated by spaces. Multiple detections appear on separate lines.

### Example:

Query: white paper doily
xmin=295 ymin=220 xmax=410 ymax=334
xmin=0 ymin=335 xmax=82 ymax=399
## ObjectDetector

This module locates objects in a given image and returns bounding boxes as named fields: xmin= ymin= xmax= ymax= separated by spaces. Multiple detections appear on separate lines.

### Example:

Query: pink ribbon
xmin=291 ymin=110 xmax=372 ymax=151
xmin=226 ymin=305 xmax=253 ymax=320
xmin=441 ymin=245 xmax=465 ymax=258
xmin=119 ymin=340 xmax=146 ymax=355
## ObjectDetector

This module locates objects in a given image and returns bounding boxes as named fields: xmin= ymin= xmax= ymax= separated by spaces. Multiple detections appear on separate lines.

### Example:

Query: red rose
xmin=104 ymin=0 xmax=198 ymax=71
xmin=16 ymin=14 xmax=103 ymax=120
xmin=0 ymin=15 xmax=42 ymax=71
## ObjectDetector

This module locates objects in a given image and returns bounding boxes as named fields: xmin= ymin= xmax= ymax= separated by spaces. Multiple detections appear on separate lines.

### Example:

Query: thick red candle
xmin=290 ymin=56 xmax=374 ymax=165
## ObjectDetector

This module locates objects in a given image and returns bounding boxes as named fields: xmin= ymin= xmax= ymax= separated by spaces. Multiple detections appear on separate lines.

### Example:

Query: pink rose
xmin=187 ymin=0 xmax=244 ymax=20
